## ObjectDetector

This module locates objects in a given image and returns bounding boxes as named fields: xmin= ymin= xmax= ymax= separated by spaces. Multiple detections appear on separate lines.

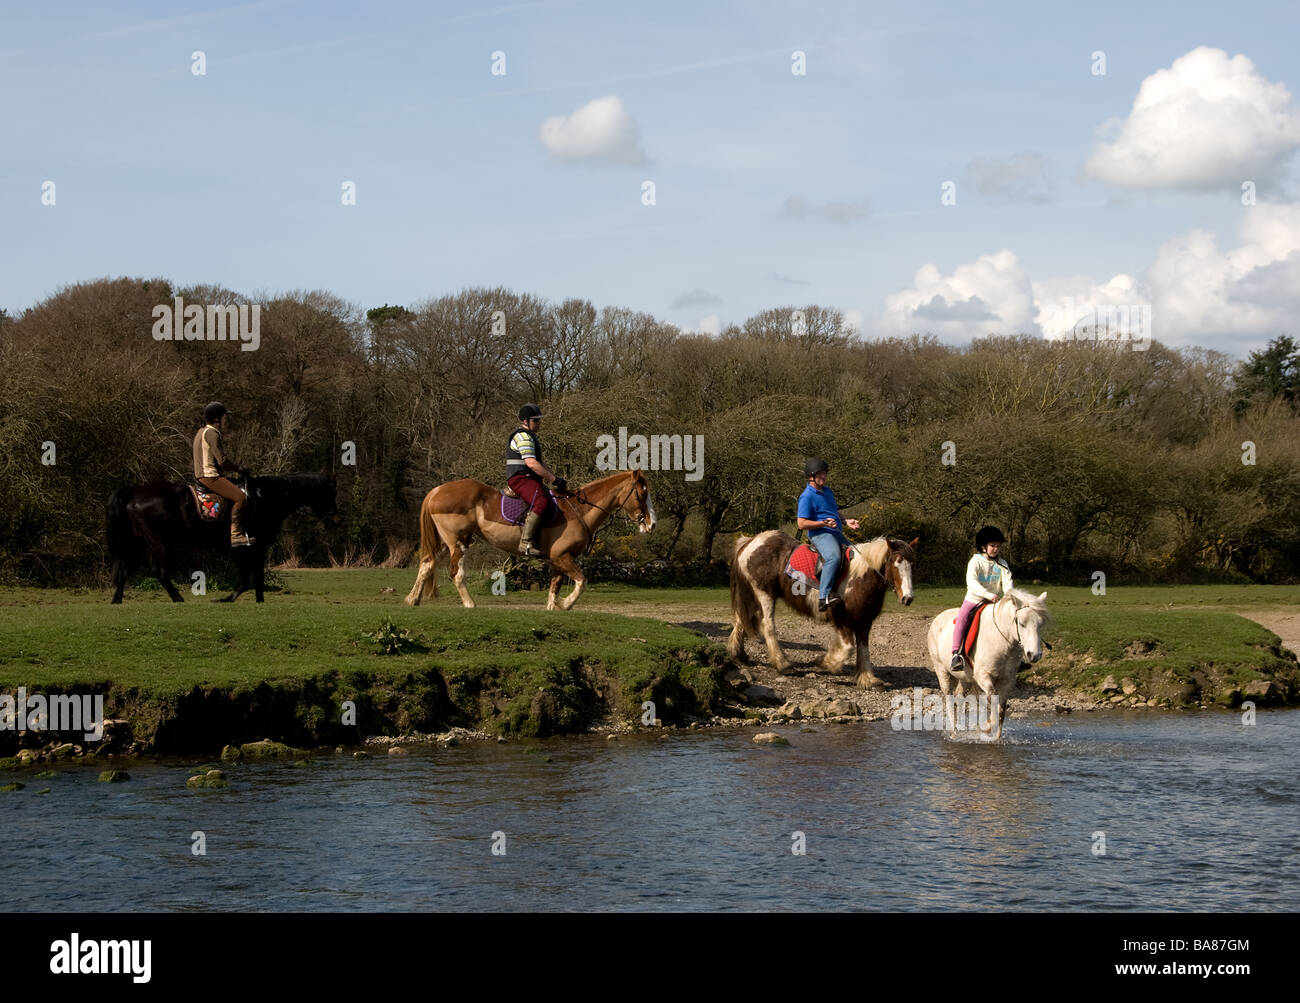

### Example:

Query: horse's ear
xmin=910 ymin=536 xmax=920 ymax=549
xmin=1038 ymin=591 xmax=1047 ymax=602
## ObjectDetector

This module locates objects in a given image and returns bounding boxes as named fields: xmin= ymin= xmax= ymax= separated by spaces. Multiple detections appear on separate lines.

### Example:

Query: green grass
xmin=0 ymin=574 xmax=1296 ymax=750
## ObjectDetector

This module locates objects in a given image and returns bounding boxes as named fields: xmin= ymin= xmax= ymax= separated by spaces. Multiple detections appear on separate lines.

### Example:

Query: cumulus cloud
xmin=881 ymin=250 xmax=1037 ymax=339
xmin=880 ymin=202 xmax=1300 ymax=350
xmin=537 ymin=95 xmax=647 ymax=165
xmin=964 ymin=152 xmax=1056 ymax=203
xmin=697 ymin=314 xmax=722 ymax=336
xmin=670 ymin=288 xmax=722 ymax=310
xmin=783 ymin=194 xmax=871 ymax=223
xmin=1085 ymin=46 xmax=1300 ymax=190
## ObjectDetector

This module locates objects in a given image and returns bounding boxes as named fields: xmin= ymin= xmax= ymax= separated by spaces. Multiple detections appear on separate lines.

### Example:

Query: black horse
xmin=107 ymin=472 xmax=337 ymax=603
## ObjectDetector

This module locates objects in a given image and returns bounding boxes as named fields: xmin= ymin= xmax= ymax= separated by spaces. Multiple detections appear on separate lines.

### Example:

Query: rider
xmin=506 ymin=403 xmax=566 ymax=558
xmin=193 ymin=401 xmax=253 ymax=547
xmin=951 ymin=525 xmax=1014 ymax=670
xmin=795 ymin=457 xmax=860 ymax=613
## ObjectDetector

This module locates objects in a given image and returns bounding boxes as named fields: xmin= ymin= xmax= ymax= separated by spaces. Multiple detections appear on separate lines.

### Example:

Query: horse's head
xmin=1005 ymin=589 xmax=1050 ymax=663
xmin=887 ymin=536 xmax=918 ymax=605
xmin=623 ymin=468 xmax=656 ymax=533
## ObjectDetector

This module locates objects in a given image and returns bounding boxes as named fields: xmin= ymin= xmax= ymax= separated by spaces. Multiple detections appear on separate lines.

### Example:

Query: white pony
xmin=925 ymin=588 xmax=1051 ymax=740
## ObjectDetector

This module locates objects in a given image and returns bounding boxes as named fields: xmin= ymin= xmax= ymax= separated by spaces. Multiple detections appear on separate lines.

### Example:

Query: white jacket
xmin=964 ymin=553 xmax=1013 ymax=603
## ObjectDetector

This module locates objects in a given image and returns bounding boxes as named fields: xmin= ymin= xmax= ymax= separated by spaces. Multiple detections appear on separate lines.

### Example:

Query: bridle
xmin=564 ymin=479 xmax=648 ymax=529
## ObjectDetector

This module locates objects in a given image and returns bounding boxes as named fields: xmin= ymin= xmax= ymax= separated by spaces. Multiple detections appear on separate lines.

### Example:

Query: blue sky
xmin=4 ymin=0 xmax=1300 ymax=355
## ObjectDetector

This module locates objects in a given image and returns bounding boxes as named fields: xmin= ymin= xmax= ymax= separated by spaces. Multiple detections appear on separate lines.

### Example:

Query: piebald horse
xmin=728 ymin=531 xmax=918 ymax=688
xmin=926 ymin=588 xmax=1051 ymax=740
xmin=404 ymin=469 xmax=656 ymax=610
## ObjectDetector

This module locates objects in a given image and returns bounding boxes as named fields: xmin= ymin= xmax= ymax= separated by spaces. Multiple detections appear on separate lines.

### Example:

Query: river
xmin=3 ymin=709 xmax=1296 ymax=911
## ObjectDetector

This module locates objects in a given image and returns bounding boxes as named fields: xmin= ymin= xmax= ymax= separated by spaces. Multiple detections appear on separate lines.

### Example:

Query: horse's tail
xmin=729 ymin=534 xmax=761 ymax=634
xmin=404 ymin=497 xmax=442 ymax=605
xmin=106 ymin=486 xmax=136 ymax=598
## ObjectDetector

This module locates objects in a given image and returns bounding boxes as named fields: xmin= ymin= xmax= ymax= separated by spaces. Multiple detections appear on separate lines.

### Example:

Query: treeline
xmin=1 ymin=277 xmax=1298 ymax=586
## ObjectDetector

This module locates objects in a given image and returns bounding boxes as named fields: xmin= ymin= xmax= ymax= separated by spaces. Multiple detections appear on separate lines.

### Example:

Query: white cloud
xmin=537 ymin=95 xmax=647 ymax=165
xmin=1085 ymin=47 xmax=1300 ymax=191
xmin=1145 ymin=201 xmax=1300 ymax=346
xmin=843 ymin=309 xmax=864 ymax=334
xmin=881 ymin=250 xmax=1037 ymax=339
xmin=880 ymin=202 xmax=1300 ymax=351
xmin=698 ymin=314 xmax=722 ymax=336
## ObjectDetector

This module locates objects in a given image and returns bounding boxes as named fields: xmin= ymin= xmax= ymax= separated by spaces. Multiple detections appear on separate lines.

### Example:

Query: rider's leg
xmin=199 ymin=476 xmax=251 ymax=544
xmin=810 ymin=531 xmax=841 ymax=608
xmin=510 ymin=475 xmax=547 ymax=556
xmin=951 ymin=600 xmax=979 ymax=669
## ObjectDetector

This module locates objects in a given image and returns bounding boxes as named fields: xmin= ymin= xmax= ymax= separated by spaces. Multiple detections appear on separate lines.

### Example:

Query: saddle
xmin=785 ymin=542 xmax=854 ymax=592
xmin=954 ymin=600 xmax=993 ymax=658
xmin=189 ymin=483 xmax=227 ymax=522
xmin=499 ymin=488 xmax=562 ymax=528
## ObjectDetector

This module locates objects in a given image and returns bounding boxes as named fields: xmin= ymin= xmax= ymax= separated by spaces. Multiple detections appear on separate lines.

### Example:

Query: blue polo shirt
xmin=798 ymin=484 xmax=844 ymax=540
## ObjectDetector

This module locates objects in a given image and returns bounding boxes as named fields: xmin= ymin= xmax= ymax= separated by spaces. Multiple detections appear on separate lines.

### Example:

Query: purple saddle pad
xmin=501 ymin=490 xmax=560 ymax=526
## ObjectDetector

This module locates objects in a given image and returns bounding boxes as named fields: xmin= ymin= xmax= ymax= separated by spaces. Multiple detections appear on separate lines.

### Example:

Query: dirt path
xmin=582 ymin=596 xmax=1300 ymax=722
xmin=580 ymin=596 xmax=1074 ymax=720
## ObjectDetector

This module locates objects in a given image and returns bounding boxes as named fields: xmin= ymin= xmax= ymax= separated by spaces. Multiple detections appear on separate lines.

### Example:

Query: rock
xmin=1121 ymin=678 xmax=1138 ymax=696
xmin=1243 ymin=679 xmax=1279 ymax=702
xmin=825 ymin=698 xmax=860 ymax=717
xmin=775 ymin=702 xmax=803 ymax=720
xmin=186 ymin=771 xmax=229 ymax=789
xmin=352 ymin=751 xmax=368 ymax=759
xmin=1109 ymin=695 xmax=1126 ymax=703
xmin=205 ymin=769 xmax=225 ymax=780
xmin=1100 ymin=675 xmax=1120 ymax=694
xmin=16 ymin=749 xmax=38 ymax=763
xmin=439 ymin=736 xmax=459 ymax=748
xmin=606 ymin=734 xmax=618 ymax=741
xmin=1054 ymin=704 xmax=1072 ymax=714
xmin=0 ymin=756 xmax=20 ymax=771
xmin=752 ymin=732 xmax=790 ymax=746
xmin=239 ymin=739 xmax=302 ymax=759
xmin=743 ymin=684 xmax=780 ymax=705
xmin=48 ymin=743 xmax=76 ymax=759
xmin=388 ymin=746 xmax=407 ymax=756
xmin=34 ymin=769 xmax=59 ymax=779
xmin=35 ymin=788 xmax=50 ymax=795
xmin=97 ymin=770 xmax=130 ymax=783
xmin=1215 ymin=687 xmax=1242 ymax=707
xmin=724 ymin=667 xmax=754 ymax=684
xmin=220 ymin=745 xmax=243 ymax=762
xmin=0 ymin=782 xmax=23 ymax=792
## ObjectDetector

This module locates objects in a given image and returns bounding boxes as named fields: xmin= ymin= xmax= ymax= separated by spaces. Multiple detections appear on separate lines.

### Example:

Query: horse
xmin=925 ymin=588 xmax=1051 ymax=740
xmin=404 ymin=468 xmax=656 ymax=611
xmin=727 ymin=531 xmax=918 ymax=688
xmin=107 ymin=472 xmax=337 ymax=603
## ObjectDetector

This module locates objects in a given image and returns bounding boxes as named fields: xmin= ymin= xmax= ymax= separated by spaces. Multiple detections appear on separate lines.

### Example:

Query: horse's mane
xmin=1005 ymin=587 xmax=1053 ymax=627
xmin=847 ymin=537 xmax=891 ymax=579
xmin=251 ymin=472 xmax=334 ymax=491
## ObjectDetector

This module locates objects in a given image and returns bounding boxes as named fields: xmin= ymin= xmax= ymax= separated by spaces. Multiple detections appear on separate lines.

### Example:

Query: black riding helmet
xmin=804 ymin=457 xmax=829 ymax=479
xmin=204 ymin=401 xmax=229 ymax=425
xmin=519 ymin=403 xmax=543 ymax=421
xmin=975 ymin=525 xmax=1006 ymax=549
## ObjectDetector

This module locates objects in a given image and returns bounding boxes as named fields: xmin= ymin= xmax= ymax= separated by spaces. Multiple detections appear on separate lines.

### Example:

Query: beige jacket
xmin=193 ymin=424 xmax=226 ymax=479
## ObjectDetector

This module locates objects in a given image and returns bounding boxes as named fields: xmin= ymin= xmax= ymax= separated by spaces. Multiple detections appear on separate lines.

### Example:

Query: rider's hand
xmin=823 ymin=517 xmax=836 ymax=529
xmin=846 ymin=518 xmax=861 ymax=530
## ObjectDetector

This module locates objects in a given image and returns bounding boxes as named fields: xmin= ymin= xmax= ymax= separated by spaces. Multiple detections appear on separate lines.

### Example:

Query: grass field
xmin=1 ymin=571 xmax=1297 ymax=754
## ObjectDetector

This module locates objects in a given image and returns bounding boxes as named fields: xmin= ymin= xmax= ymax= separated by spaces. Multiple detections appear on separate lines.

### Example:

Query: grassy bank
xmin=1 ymin=573 xmax=1297 ymax=760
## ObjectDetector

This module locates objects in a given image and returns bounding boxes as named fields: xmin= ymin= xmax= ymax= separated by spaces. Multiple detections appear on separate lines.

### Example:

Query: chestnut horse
xmin=728 ymin=531 xmax=918 ymax=688
xmin=404 ymin=469 xmax=656 ymax=610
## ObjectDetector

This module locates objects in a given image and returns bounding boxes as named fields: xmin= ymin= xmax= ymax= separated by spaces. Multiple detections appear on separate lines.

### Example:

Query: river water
xmin=3 ymin=709 xmax=1296 ymax=911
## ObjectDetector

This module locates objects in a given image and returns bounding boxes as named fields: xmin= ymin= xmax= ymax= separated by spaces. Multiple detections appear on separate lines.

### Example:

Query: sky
xmin=3 ymin=0 xmax=1300 ymax=356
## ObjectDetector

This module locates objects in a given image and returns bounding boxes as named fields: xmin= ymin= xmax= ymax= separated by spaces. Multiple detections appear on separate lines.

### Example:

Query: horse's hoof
xmin=856 ymin=675 xmax=886 ymax=690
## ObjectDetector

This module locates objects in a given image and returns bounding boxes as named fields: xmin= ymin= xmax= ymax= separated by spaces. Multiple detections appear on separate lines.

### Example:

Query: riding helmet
xmin=975 ymin=525 xmax=1006 ymax=549
xmin=519 ymin=403 xmax=543 ymax=421
xmin=204 ymin=401 xmax=229 ymax=424
xmin=804 ymin=457 xmax=829 ymax=479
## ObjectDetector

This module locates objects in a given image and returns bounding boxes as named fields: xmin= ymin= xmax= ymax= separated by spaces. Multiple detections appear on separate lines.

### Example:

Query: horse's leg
xmin=726 ymin=600 xmax=750 ymax=663
xmin=405 ymin=510 xmax=442 ymax=606
xmin=255 ymin=552 xmax=266 ymax=603
xmin=755 ymin=591 xmax=791 ymax=673
xmin=448 ymin=537 xmax=475 ymax=608
xmin=551 ymin=552 xmax=587 ymax=610
xmin=140 ymin=529 xmax=183 ymax=602
xmin=546 ymin=571 xmax=564 ymax=611
xmin=221 ymin=549 xmax=252 ymax=602
xmin=852 ymin=620 xmax=884 ymax=689
xmin=110 ymin=556 xmax=128 ymax=604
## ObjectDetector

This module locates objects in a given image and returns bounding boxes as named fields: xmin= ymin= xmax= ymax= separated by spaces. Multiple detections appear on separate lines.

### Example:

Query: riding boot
xmin=230 ymin=499 xmax=254 ymax=547
xmin=518 ymin=511 xmax=544 ymax=557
